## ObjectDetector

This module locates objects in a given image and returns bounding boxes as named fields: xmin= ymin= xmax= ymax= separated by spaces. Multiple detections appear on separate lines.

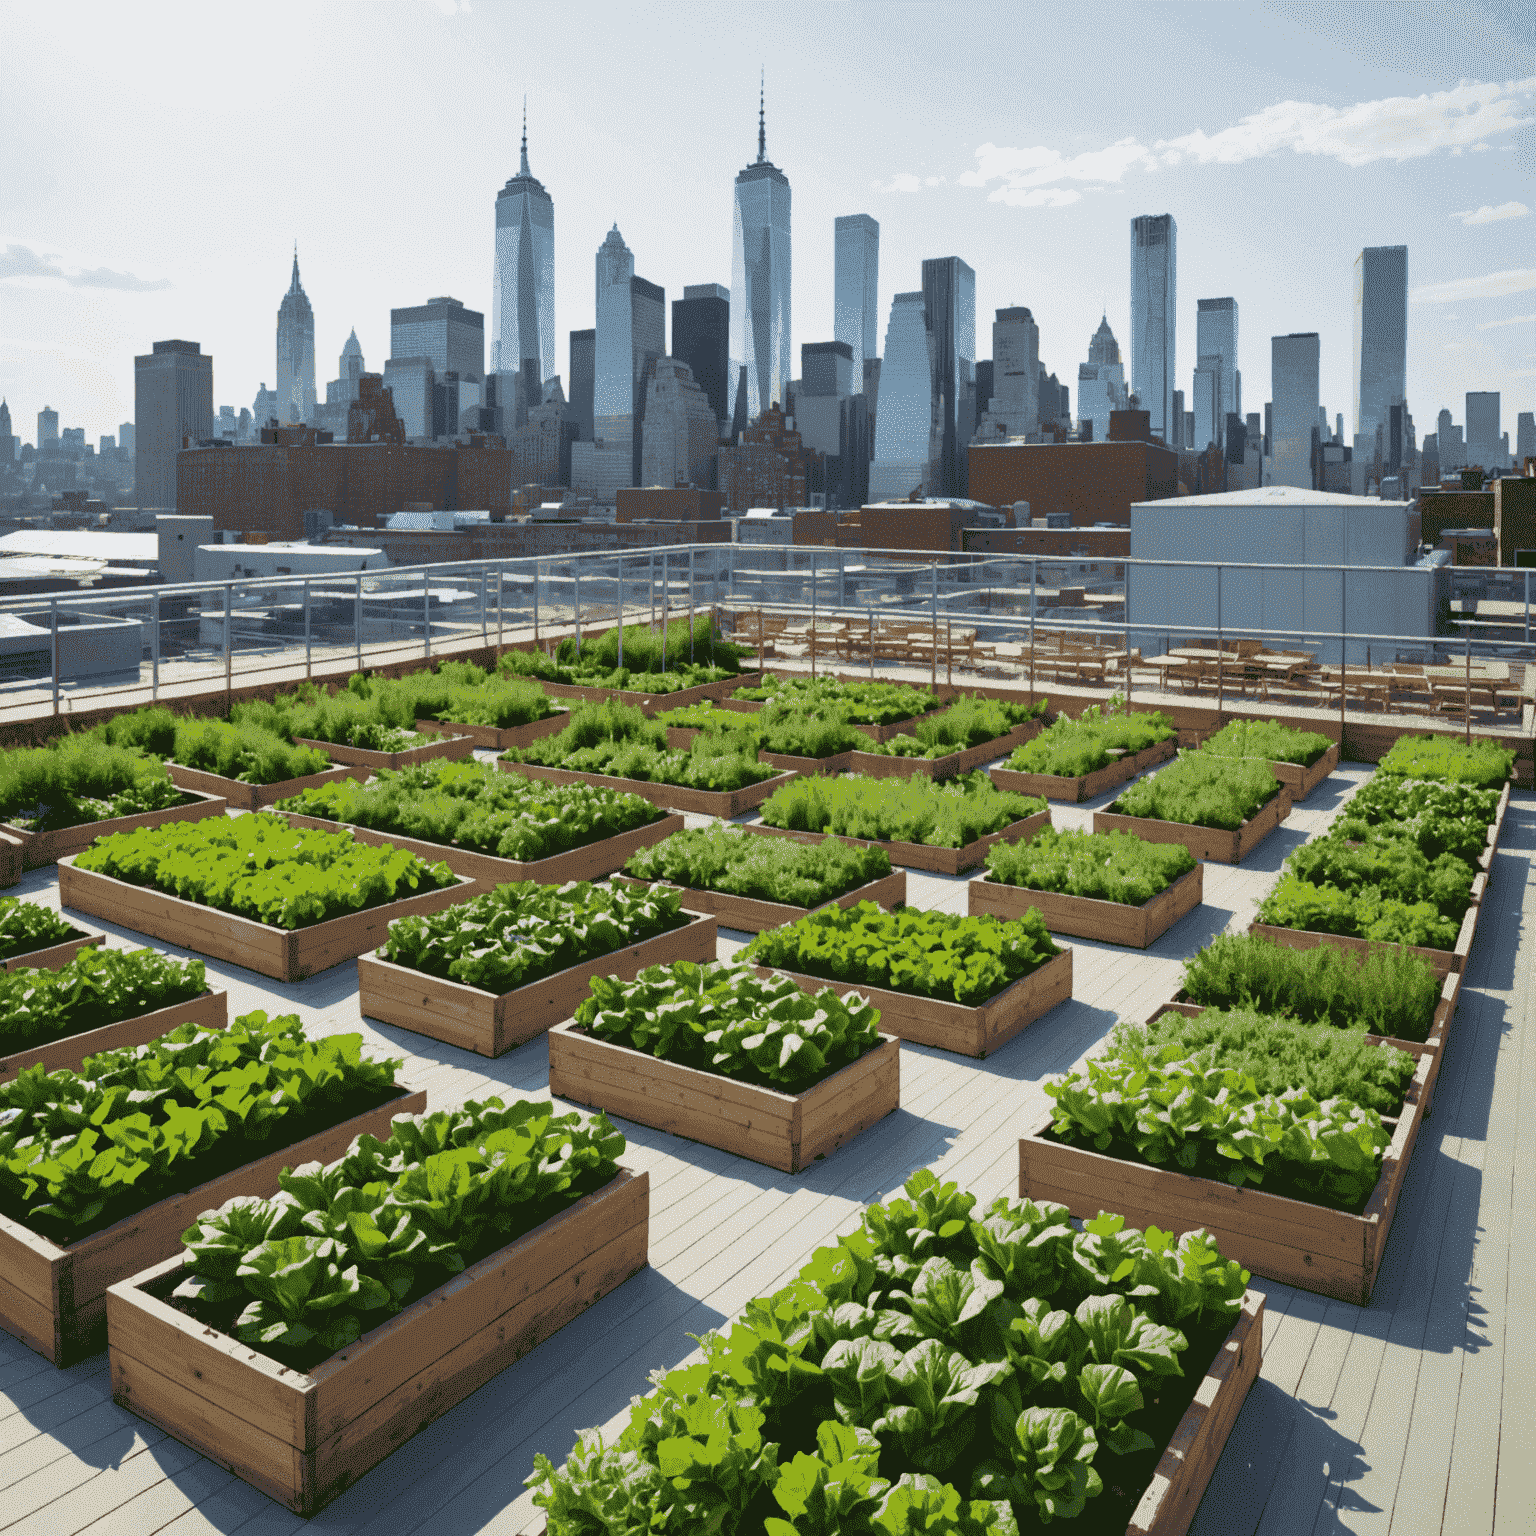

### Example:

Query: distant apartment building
xmin=135 ymin=340 xmax=213 ymax=511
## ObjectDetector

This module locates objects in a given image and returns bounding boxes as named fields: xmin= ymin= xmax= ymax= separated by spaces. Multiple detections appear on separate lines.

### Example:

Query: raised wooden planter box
xmin=0 ymin=985 xmax=227 ymax=1084
xmin=166 ymin=760 xmax=365 ymax=812
xmin=758 ymin=946 xmax=1073 ymax=1059
xmin=107 ymin=1164 xmax=648 ymax=1514
xmin=541 ymin=670 xmax=764 ymax=714
xmin=757 ymin=747 xmax=853 ymax=777
xmin=1480 ymin=781 xmax=1512 ymax=872
xmin=1259 ymin=741 xmax=1339 ymax=802
xmin=847 ymin=718 xmax=1045 ymax=781
xmin=1093 ymin=785 xmax=1292 ymax=865
xmin=716 ymin=692 xmax=944 ymax=745
xmin=740 ymin=807 xmax=1052 ymax=876
xmin=612 ymin=869 xmax=907 ymax=934
xmin=58 ymin=857 xmax=474 ymax=983
xmin=2 ymin=920 xmax=106 ymax=973
xmin=498 ymin=757 xmax=796 ymax=819
xmin=1248 ymin=887 xmax=1479 ymax=978
xmin=969 ymin=863 xmax=1204 ymax=949
xmin=1018 ymin=1050 xmax=1432 ymax=1305
xmin=3 ymin=790 xmax=227 ymax=869
xmin=4 ymin=1084 xmax=425 ymax=1366
xmin=549 ymin=1025 xmax=900 ymax=1173
xmin=292 ymin=732 xmax=475 ymax=771
xmin=988 ymin=737 xmax=1177 ymax=803
xmin=356 ymin=911 xmax=719 ymax=1056
xmin=0 ymin=831 xmax=20 ymax=888
xmin=414 ymin=710 xmax=569 ymax=752
xmin=274 ymin=808 xmax=682 ymax=894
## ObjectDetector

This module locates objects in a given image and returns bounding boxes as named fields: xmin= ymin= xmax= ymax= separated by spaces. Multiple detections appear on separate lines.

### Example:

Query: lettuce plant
xmin=984 ymin=827 xmax=1194 ymax=906
xmin=734 ymin=674 xmax=938 ymax=725
xmin=1200 ymin=719 xmax=1332 ymax=768
xmin=0 ymin=897 xmax=78 ymax=961
xmin=1004 ymin=706 xmax=1176 ymax=779
xmin=1109 ymin=755 xmax=1277 ymax=831
xmin=866 ymin=694 xmax=1047 ymax=761
xmin=1376 ymin=735 xmax=1513 ymax=789
xmin=0 ymin=943 xmax=206 ymax=1048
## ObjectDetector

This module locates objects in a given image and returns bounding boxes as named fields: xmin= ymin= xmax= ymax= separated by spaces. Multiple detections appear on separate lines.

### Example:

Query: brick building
xmin=1494 ymin=475 xmax=1536 ymax=566
xmin=717 ymin=406 xmax=811 ymax=511
xmin=963 ymin=525 xmax=1130 ymax=559
xmin=1419 ymin=488 xmax=1494 ymax=550
xmin=616 ymin=487 xmax=725 ymax=522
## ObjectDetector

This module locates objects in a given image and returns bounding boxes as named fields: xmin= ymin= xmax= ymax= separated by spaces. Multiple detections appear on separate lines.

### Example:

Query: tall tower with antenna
xmin=491 ymin=97 xmax=557 ymax=394
xmin=730 ymin=72 xmax=791 ymax=423
xmin=275 ymin=244 xmax=316 ymax=426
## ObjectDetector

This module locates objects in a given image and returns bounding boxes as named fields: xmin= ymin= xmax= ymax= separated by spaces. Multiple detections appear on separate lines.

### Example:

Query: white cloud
xmin=0 ymin=240 xmax=170 ymax=292
xmin=1450 ymin=200 xmax=1529 ymax=224
xmin=1412 ymin=268 xmax=1536 ymax=303
xmin=874 ymin=173 xmax=945 ymax=194
xmin=1477 ymin=313 xmax=1535 ymax=330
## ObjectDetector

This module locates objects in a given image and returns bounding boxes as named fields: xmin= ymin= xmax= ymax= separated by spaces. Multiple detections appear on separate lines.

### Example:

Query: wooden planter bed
xmin=2 ymin=920 xmax=106 ymax=974
xmin=0 ymin=986 xmax=227 ymax=1084
xmin=739 ymin=807 xmax=1052 ymax=876
xmin=274 ymin=808 xmax=683 ymax=894
xmin=846 ymin=718 xmax=1045 ymax=782
xmin=292 ymin=732 xmax=475 ymax=772
xmin=1092 ymin=786 xmax=1292 ymax=865
xmin=4 ymin=1083 xmax=425 ymax=1366
xmin=1480 ymin=782 xmax=1512 ymax=872
xmin=3 ymin=790 xmax=227 ymax=870
xmin=57 ymin=857 xmax=474 ymax=983
xmin=757 ymin=946 xmax=1073 ymax=1059
xmin=968 ymin=864 xmax=1204 ymax=950
xmin=107 ymin=1164 xmax=647 ymax=1514
xmin=713 ymin=693 xmax=948 ymax=744
xmin=356 ymin=911 xmax=719 ymax=1057
xmin=498 ymin=757 xmax=797 ymax=819
xmin=988 ymin=737 xmax=1177 ymax=804
xmin=1018 ymin=1050 xmax=1432 ymax=1305
xmin=611 ymin=869 xmax=907 ymax=934
xmin=0 ymin=831 xmax=19 ymax=888
xmin=540 ymin=670 xmax=764 ymax=714
xmin=166 ymin=760 xmax=364 ymax=813
xmin=549 ymin=1024 xmax=900 ymax=1173
xmin=414 ymin=710 xmax=569 ymax=752
xmin=1258 ymin=741 xmax=1339 ymax=802
xmin=659 ymin=725 xmax=852 ymax=779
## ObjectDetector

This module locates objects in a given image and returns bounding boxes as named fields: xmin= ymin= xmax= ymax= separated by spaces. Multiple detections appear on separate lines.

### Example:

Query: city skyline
xmin=0 ymin=1 xmax=1531 ymax=446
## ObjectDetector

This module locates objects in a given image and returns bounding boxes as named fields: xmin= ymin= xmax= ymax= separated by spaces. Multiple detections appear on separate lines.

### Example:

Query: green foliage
xmin=0 ymin=732 xmax=182 ymax=832
xmin=73 ymin=814 xmax=457 ymax=930
xmin=1004 ymin=707 xmax=1176 ymax=779
xmin=100 ymin=708 xmax=332 ymax=786
xmin=984 ymin=828 xmax=1194 ymax=906
xmin=0 ymin=1011 xmax=400 ymax=1242
xmin=383 ymin=879 xmax=686 ymax=995
xmin=575 ymin=961 xmax=885 ymax=1093
xmin=1377 ymin=734 xmax=1513 ymax=789
xmin=1200 ymin=719 xmax=1332 ymax=768
xmin=1340 ymin=775 xmax=1499 ymax=863
xmin=744 ymin=901 xmax=1060 ymax=1008
xmin=173 ymin=1096 xmax=624 ymax=1367
xmin=528 ymin=1168 xmax=1250 ymax=1533
xmin=623 ymin=824 xmax=892 ymax=908
xmin=759 ymin=772 xmax=1044 ymax=851
xmin=1181 ymin=931 xmax=1441 ymax=1043
xmin=277 ymin=756 xmax=661 ymax=863
xmin=0 ymin=943 xmax=206 ymax=1048
xmin=866 ymin=694 xmax=1047 ymax=760
xmin=736 ymin=674 xmax=939 ymax=725
xmin=1256 ymin=875 xmax=1459 ymax=949
xmin=1285 ymin=831 xmax=1475 ymax=919
xmin=551 ymin=612 xmax=748 ymax=679
xmin=0 ymin=898 xmax=77 ymax=962
xmin=1110 ymin=755 xmax=1278 ymax=831
xmin=1046 ymin=1052 xmax=1391 ymax=1210
xmin=96 ymin=706 xmax=178 ymax=756
xmin=1108 ymin=1009 xmax=1418 ymax=1115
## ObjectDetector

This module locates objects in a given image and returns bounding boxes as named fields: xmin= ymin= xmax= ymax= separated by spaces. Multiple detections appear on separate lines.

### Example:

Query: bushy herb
xmin=1200 ymin=720 xmax=1332 ymax=768
xmin=745 ymin=901 xmax=1060 ymax=1007
xmin=1377 ymin=735 xmax=1513 ymax=789
xmin=736 ymin=674 xmax=939 ymax=725
xmin=101 ymin=708 xmax=332 ymax=786
xmin=1285 ymin=831 xmax=1474 ymax=919
xmin=383 ymin=879 xmax=686 ymax=995
xmin=1110 ymin=755 xmax=1277 ymax=831
xmin=0 ymin=733 xmax=182 ymax=833
xmin=0 ymin=944 xmax=206 ymax=1048
xmin=624 ymin=824 xmax=892 ymax=908
xmin=1108 ymin=1010 xmax=1418 ymax=1115
xmin=1005 ymin=707 xmax=1176 ymax=779
xmin=0 ymin=898 xmax=77 ymax=961
xmin=0 ymin=1011 xmax=401 ymax=1242
xmin=554 ymin=612 xmax=748 ymax=677
xmin=576 ymin=961 xmax=884 ymax=1093
xmin=172 ymin=1096 xmax=623 ymax=1367
xmin=278 ymin=756 xmax=661 ymax=862
xmin=759 ymin=772 xmax=1044 ymax=850
xmin=233 ymin=682 xmax=426 ymax=753
xmin=1256 ymin=874 xmax=1458 ymax=949
xmin=1181 ymin=931 xmax=1441 ymax=1043
xmin=985 ymin=827 xmax=1194 ymax=906
xmin=529 ymin=1168 xmax=1249 ymax=1533
xmin=867 ymin=694 xmax=1047 ymax=760
xmin=1340 ymin=775 xmax=1499 ymax=863
xmin=73 ymin=815 xmax=457 ymax=929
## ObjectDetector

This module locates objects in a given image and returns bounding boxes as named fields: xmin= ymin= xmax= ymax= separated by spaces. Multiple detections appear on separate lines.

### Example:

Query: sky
xmin=1 ymin=0 xmax=1532 ymax=449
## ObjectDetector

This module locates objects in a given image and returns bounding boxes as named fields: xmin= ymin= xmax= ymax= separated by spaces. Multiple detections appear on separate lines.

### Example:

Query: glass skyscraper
xmin=492 ymin=107 xmax=556 ymax=390
xmin=731 ymin=84 xmax=791 ymax=424
xmin=921 ymin=256 xmax=975 ymax=497
xmin=834 ymin=214 xmax=879 ymax=393
xmin=1130 ymin=214 xmax=1176 ymax=441
xmin=276 ymin=248 xmax=316 ymax=427
xmin=1271 ymin=332 xmax=1320 ymax=489
xmin=1194 ymin=297 xmax=1238 ymax=450
xmin=868 ymin=291 xmax=936 ymax=501
xmin=1352 ymin=245 xmax=1406 ymax=447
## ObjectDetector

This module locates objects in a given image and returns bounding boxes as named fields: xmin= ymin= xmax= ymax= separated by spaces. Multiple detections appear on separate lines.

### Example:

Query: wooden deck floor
xmin=0 ymin=752 xmax=1529 ymax=1535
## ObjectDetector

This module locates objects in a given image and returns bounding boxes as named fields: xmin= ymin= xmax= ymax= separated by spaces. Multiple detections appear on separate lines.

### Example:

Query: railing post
xmin=224 ymin=583 xmax=233 ymax=709
xmin=1339 ymin=568 xmax=1346 ymax=749
xmin=931 ymin=561 xmax=939 ymax=692
xmin=810 ymin=550 xmax=818 ymax=679
xmin=617 ymin=557 xmax=624 ymax=671
xmin=1029 ymin=558 xmax=1037 ymax=703
xmin=303 ymin=581 xmax=312 ymax=679
xmin=50 ymin=597 xmax=59 ymax=715
xmin=497 ymin=567 xmax=505 ymax=653
xmin=661 ymin=551 xmax=668 ymax=672
xmin=423 ymin=576 xmax=431 ymax=659
xmin=356 ymin=573 xmax=363 ymax=669
xmin=480 ymin=569 xmax=488 ymax=644
xmin=1465 ymin=626 xmax=1472 ymax=745
xmin=533 ymin=559 xmax=540 ymax=646
xmin=1526 ymin=570 xmax=1530 ymax=646
xmin=574 ymin=563 xmax=582 ymax=656
xmin=1215 ymin=565 xmax=1223 ymax=717
xmin=688 ymin=547 xmax=695 ymax=662
xmin=649 ymin=548 xmax=656 ymax=633
xmin=151 ymin=590 xmax=161 ymax=700
xmin=869 ymin=606 xmax=875 ymax=680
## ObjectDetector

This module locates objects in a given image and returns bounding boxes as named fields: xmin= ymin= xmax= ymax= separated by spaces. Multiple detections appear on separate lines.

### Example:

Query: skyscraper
xmin=1129 ymin=214 xmax=1176 ymax=441
xmin=134 ymin=339 xmax=213 ymax=510
xmin=1466 ymin=392 xmax=1502 ymax=469
xmin=1195 ymin=298 xmax=1238 ymax=449
xmin=491 ymin=103 xmax=556 ymax=389
xmin=1271 ymin=332 xmax=1320 ymax=489
xmin=834 ymin=214 xmax=879 ymax=393
xmin=275 ymin=248 xmax=316 ymax=427
xmin=569 ymin=329 xmax=595 ymax=442
xmin=630 ymin=276 xmax=666 ymax=485
xmin=868 ymin=292 xmax=937 ymax=500
xmin=922 ymin=256 xmax=976 ymax=495
xmin=1078 ymin=315 xmax=1128 ymax=444
xmin=390 ymin=297 xmax=485 ymax=383
xmin=731 ymin=80 xmax=791 ymax=422
xmin=672 ymin=284 xmax=730 ymax=428
xmin=36 ymin=405 xmax=58 ymax=451
xmin=1353 ymin=246 xmax=1407 ymax=445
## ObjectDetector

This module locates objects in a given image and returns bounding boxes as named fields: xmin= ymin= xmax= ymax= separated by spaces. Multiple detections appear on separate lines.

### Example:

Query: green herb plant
xmin=1109 ymin=755 xmax=1278 ymax=831
xmin=985 ymin=827 xmax=1194 ymax=906
xmin=1200 ymin=720 xmax=1332 ymax=768
xmin=1004 ymin=707 xmax=1176 ymax=779
xmin=735 ymin=674 xmax=939 ymax=725
xmin=0 ymin=898 xmax=78 ymax=962
xmin=0 ymin=944 xmax=206 ymax=1049
xmin=1377 ymin=735 xmax=1513 ymax=789
xmin=0 ymin=733 xmax=183 ymax=833
xmin=868 ymin=693 xmax=1048 ymax=760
